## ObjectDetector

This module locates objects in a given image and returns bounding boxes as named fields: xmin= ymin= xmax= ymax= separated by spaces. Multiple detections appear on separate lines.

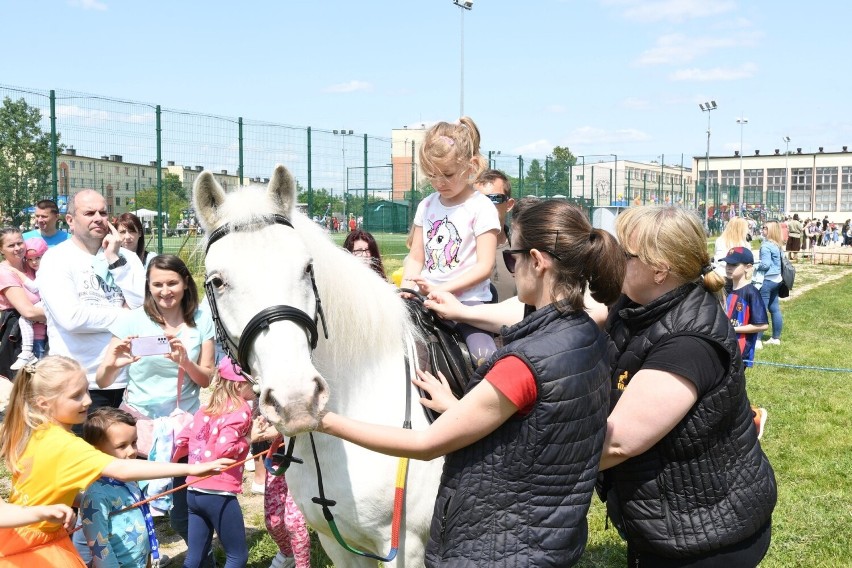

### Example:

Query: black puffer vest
xmin=601 ymin=282 xmax=776 ymax=558
xmin=424 ymin=303 xmax=610 ymax=567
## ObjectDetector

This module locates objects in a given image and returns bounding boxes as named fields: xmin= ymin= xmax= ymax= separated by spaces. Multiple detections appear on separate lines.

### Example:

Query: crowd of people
xmin=0 ymin=116 xmax=794 ymax=567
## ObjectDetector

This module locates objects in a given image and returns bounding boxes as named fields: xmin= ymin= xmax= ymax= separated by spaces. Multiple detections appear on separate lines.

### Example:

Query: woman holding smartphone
xmin=95 ymin=253 xmax=215 ymax=547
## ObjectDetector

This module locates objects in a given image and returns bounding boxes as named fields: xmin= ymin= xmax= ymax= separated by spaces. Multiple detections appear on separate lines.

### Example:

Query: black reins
xmin=203 ymin=213 xmax=328 ymax=383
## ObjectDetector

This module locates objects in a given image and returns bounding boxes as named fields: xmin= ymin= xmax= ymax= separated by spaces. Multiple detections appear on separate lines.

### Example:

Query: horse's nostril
xmin=313 ymin=377 xmax=326 ymax=398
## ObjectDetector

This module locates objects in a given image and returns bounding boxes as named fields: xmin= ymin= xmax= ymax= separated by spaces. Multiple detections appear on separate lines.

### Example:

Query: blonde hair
xmin=763 ymin=221 xmax=783 ymax=246
xmin=616 ymin=206 xmax=726 ymax=295
xmin=205 ymin=374 xmax=246 ymax=417
xmin=719 ymin=217 xmax=749 ymax=249
xmin=419 ymin=116 xmax=486 ymax=185
xmin=0 ymin=356 xmax=84 ymax=475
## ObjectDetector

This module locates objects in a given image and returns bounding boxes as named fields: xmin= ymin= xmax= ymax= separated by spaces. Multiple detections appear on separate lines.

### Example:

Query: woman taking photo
xmin=321 ymin=198 xmax=624 ymax=566
xmin=0 ymin=228 xmax=46 ymax=377
xmin=96 ymin=253 xmax=215 ymax=545
xmin=599 ymin=206 xmax=776 ymax=567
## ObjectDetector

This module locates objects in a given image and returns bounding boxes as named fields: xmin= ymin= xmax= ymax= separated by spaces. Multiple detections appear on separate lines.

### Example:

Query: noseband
xmin=204 ymin=214 xmax=328 ymax=384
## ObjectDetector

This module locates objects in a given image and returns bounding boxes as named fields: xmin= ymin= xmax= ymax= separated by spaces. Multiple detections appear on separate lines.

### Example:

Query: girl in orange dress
xmin=0 ymin=355 xmax=232 ymax=566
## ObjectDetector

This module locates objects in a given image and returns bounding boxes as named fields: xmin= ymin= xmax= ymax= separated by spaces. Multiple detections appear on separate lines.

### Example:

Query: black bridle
xmin=203 ymin=214 xmax=328 ymax=384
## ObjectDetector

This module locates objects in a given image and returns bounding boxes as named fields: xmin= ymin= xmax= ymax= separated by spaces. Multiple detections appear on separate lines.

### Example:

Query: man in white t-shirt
xmin=38 ymin=190 xmax=145 ymax=415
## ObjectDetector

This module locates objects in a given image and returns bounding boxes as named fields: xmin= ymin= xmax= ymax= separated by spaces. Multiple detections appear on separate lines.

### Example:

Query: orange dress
xmin=0 ymin=424 xmax=113 ymax=566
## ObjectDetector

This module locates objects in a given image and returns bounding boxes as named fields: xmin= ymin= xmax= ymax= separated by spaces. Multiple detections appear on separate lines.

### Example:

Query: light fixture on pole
xmin=699 ymin=101 xmax=717 ymax=219
xmin=783 ymin=136 xmax=791 ymax=215
xmin=736 ymin=115 xmax=748 ymax=216
xmin=452 ymin=0 xmax=473 ymax=117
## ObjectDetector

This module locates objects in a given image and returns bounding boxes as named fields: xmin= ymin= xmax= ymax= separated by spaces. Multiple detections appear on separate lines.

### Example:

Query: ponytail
xmin=0 ymin=356 xmax=83 ymax=475
xmin=585 ymin=227 xmax=626 ymax=306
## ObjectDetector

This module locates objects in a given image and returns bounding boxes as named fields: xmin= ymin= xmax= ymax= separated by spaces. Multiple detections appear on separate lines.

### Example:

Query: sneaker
xmin=269 ymin=552 xmax=296 ymax=568
xmin=755 ymin=339 xmax=763 ymax=350
xmin=765 ymin=338 xmax=781 ymax=346
xmin=156 ymin=553 xmax=172 ymax=567
xmin=752 ymin=406 xmax=768 ymax=440
xmin=9 ymin=353 xmax=37 ymax=371
xmin=251 ymin=482 xmax=265 ymax=495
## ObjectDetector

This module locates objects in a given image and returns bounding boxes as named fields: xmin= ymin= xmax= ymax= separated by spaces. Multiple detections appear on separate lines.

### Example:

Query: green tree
xmin=0 ymin=97 xmax=63 ymax=225
xmin=526 ymin=159 xmax=545 ymax=196
xmin=135 ymin=173 xmax=188 ymax=227
xmin=549 ymin=146 xmax=577 ymax=196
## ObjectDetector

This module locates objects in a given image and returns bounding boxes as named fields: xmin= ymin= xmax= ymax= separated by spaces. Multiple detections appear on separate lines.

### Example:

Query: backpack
xmin=778 ymin=251 xmax=796 ymax=298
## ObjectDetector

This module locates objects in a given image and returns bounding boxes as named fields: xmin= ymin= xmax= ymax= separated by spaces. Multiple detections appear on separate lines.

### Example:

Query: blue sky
xmin=3 ymin=0 xmax=851 ymax=167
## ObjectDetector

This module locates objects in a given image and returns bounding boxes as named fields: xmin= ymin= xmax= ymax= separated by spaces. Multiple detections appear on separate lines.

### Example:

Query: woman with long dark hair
xmin=115 ymin=212 xmax=157 ymax=268
xmin=343 ymin=228 xmax=386 ymax=279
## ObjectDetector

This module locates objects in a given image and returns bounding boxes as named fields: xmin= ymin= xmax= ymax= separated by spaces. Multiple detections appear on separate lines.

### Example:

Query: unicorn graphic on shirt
xmin=425 ymin=216 xmax=461 ymax=273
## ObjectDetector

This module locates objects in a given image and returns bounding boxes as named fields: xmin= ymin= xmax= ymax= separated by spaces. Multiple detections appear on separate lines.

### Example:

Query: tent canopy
xmin=133 ymin=208 xmax=160 ymax=219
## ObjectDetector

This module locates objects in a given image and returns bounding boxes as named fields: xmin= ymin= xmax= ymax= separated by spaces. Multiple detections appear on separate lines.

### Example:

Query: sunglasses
xmin=484 ymin=193 xmax=508 ymax=205
xmin=502 ymin=248 xmax=562 ymax=274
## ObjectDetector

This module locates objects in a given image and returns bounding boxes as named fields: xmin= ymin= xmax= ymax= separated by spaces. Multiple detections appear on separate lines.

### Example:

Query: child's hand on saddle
xmin=414 ymin=369 xmax=458 ymax=414
xmin=411 ymin=277 xmax=435 ymax=296
xmin=191 ymin=458 xmax=236 ymax=477
xmin=423 ymin=291 xmax=463 ymax=320
xmin=399 ymin=278 xmax=420 ymax=298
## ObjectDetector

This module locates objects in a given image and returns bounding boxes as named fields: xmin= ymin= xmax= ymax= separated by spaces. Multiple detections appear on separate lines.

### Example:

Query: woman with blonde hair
xmin=755 ymin=221 xmax=784 ymax=345
xmin=713 ymin=216 xmax=750 ymax=277
xmin=599 ymin=206 xmax=776 ymax=566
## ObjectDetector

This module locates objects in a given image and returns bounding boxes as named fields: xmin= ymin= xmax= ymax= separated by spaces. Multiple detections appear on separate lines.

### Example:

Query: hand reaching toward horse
xmin=423 ymin=290 xmax=466 ymax=320
xmin=414 ymin=369 xmax=458 ymax=414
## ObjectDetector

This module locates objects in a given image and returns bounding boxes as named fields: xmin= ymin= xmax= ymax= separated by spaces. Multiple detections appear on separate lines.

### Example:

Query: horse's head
xmin=194 ymin=165 xmax=329 ymax=435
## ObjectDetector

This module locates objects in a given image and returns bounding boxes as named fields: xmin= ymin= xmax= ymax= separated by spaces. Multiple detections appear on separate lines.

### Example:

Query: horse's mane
xmin=208 ymin=186 xmax=416 ymax=371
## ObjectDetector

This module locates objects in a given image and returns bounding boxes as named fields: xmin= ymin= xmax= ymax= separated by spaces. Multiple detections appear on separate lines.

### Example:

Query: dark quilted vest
xmin=601 ymin=282 xmax=776 ymax=558
xmin=424 ymin=303 xmax=610 ymax=567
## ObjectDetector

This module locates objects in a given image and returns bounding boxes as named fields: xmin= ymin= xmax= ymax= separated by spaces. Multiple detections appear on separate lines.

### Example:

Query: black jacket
xmin=601 ymin=283 xmax=776 ymax=558
xmin=425 ymin=303 xmax=610 ymax=567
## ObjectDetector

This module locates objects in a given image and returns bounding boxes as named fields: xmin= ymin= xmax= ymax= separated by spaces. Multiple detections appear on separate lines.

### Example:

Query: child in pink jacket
xmin=173 ymin=357 xmax=254 ymax=568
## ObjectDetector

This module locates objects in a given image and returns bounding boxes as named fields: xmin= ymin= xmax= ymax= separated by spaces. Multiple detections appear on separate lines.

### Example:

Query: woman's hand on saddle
xmin=423 ymin=290 xmax=465 ymax=320
xmin=414 ymin=369 xmax=458 ymax=414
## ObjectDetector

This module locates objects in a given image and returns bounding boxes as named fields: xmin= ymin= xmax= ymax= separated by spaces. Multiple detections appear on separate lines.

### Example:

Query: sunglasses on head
xmin=484 ymin=193 xmax=508 ymax=205
xmin=502 ymin=248 xmax=562 ymax=274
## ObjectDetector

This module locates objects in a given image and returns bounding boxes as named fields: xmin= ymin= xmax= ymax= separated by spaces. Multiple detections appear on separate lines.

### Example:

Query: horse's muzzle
xmin=259 ymin=374 xmax=329 ymax=436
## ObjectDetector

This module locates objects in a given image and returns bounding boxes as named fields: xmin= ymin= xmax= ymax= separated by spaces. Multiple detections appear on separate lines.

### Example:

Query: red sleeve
xmin=484 ymin=355 xmax=537 ymax=416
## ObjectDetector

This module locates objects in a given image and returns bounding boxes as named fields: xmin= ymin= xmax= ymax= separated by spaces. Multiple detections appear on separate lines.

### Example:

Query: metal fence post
xmin=518 ymin=156 xmax=524 ymax=198
xmin=156 ymin=105 xmax=163 ymax=254
xmin=363 ymin=133 xmax=368 ymax=222
xmin=50 ymin=90 xmax=58 ymax=201
xmin=307 ymin=127 xmax=313 ymax=219
xmin=410 ymin=140 xmax=416 ymax=225
xmin=238 ymin=117 xmax=244 ymax=186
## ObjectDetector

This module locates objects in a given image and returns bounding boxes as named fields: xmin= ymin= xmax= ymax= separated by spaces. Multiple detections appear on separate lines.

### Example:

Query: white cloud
xmin=636 ymin=33 xmax=744 ymax=66
xmin=322 ymin=80 xmax=373 ymax=94
xmin=545 ymin=104 xmax=567 ymax=114
xmin=565 ymin=126 xmax=651 ymax=145
xmin=68 ymin=0 xmax=107 ymax=11
xmin=512 ymin=139 xmax=553 ymax=156
xmin=613 ymin=0 xmax=736 ymax=24
xmin=669 ymin=63 xmax=757 ymax=82
xmin=55 ymin=104 xmax=155 ymax=125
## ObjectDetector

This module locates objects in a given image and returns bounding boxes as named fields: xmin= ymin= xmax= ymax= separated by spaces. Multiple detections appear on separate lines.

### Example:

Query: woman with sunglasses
xmin=320 ymin=198 xmax=625 ymax=566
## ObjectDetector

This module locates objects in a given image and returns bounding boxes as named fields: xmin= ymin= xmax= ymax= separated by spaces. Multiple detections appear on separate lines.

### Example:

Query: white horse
xmin=194 ymin=165 xmax=444 ymax=567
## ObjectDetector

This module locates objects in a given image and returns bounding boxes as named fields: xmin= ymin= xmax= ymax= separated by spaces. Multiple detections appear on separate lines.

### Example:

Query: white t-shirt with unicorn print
xmin=413 ymin=191 xmax=500 ymax=302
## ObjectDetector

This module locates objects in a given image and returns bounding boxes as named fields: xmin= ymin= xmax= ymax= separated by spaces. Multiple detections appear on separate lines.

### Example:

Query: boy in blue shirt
xmin=722 ymin=246 xmax=769 ymax=439
xmin=73 ymin=407 xmax=169 ymax=567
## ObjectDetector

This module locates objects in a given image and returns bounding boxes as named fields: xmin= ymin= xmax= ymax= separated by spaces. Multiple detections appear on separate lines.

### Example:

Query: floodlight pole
xmin=453 ymin=0 xmax=473 ymax=117
xmin=699 ymin=101 xmax=717 ymax=224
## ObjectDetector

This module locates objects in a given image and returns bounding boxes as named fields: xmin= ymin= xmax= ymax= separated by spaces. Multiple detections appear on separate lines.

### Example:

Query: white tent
xmin=133 ymin=208 xmax=159 ymax=219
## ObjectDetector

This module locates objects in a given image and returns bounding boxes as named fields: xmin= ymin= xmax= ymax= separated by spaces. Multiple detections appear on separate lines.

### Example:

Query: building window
xmin=766 ymin=168 xmax=786 ymax=213
xmin=71 ymin=178 xmax=77 ymax=188
xmin=789 ymin=167 xmax=812 ymax=212
xmin=840 ymin=166 xmax=852 ymax=211
xmin=815 ymin=166 xmax=837 ymax=212
xmin=70 ymin=161 xmax=76 ymax=170
xmin=744 ymin=168 xmax=764 ymax=206
xmin=125 ymin=167 xmax=129 ymax=175
xmin=116 ymin=197 xmax=121 ymax=206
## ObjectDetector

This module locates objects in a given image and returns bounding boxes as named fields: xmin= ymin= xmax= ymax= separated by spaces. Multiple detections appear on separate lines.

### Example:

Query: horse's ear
xmin=193 ymin=171 xmax=227 ymax=231
xmin=267 ymin=165 xmax=296 ymax=216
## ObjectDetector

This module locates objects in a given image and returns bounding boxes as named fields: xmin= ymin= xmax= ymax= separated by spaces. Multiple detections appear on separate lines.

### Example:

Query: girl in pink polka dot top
xmin=173 ymin=356 xmax=255 ymax=567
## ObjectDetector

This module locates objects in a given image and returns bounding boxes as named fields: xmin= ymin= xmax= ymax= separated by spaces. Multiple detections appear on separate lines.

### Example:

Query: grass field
xmin=2 ymin=234 xmax=850 ymax=566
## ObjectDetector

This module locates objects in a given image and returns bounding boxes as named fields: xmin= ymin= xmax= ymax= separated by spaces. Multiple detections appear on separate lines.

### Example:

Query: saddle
xmin=401 ymin=290 xmax=476 ymax=423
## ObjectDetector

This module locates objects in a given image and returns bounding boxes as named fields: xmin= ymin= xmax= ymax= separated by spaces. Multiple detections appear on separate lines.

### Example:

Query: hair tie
xmin=700 ymin=264 xmax=713 ymax=276
xmin=438 ymin=135 xmax=455 ymax=146
xmin=589 ymin=230 xmax=597 ymax=242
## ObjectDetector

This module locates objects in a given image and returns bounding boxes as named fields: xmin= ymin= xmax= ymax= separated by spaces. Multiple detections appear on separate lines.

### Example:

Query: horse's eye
xmin=207 ymin=275 xmax=225 ymax=289
xmin=304 ymin=264 xmax=312 ymax=275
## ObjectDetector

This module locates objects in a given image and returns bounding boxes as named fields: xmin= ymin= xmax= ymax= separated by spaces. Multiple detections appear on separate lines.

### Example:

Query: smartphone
xmin=131 ymin=335 xmax=171 ymax=357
